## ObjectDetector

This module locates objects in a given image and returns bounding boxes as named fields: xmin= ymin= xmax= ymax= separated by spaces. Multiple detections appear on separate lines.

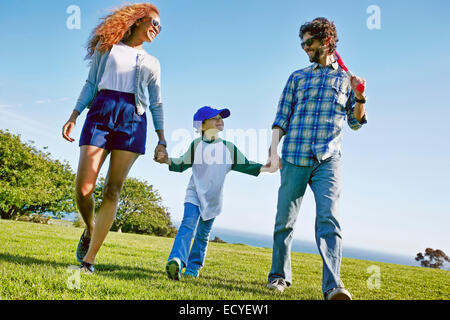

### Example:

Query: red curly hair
xmin=86 ymin=3 xmax=159 ymax=59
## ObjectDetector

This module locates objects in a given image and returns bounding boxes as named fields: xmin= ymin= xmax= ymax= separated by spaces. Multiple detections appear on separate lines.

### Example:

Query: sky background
xmin=0 ymin=0 xmax=449 ymax=260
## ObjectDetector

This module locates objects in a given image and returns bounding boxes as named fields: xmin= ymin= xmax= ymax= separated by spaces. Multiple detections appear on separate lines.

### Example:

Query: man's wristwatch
xmin=355 ymin=96 xmax=367 ymax=104
xmin=157 ymin=141 xmax=167 ymax=147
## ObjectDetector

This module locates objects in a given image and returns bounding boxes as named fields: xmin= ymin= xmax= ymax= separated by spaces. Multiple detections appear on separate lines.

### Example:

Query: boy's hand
xmin=155 ymin=150 xmax=170 ymax=165
xmin=260 ymin=164 xmax=274 ymax=173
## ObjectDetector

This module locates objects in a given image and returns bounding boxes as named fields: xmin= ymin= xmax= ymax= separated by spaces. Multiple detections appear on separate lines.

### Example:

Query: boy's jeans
xmin=168 ymin=202 xmax=215 ymax=274
xmin=268 ymin=154 xmax=343 ymax=293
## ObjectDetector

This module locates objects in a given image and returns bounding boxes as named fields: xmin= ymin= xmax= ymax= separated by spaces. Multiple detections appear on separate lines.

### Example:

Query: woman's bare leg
xmin=82 ymin=149 xmax=140 ymax=264
xmin=75 ymin=145 xmax=109 ymax=237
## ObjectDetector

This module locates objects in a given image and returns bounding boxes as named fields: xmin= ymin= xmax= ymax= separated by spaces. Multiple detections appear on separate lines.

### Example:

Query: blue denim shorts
xmin=79 ymin=89 xmax=147 ymax=154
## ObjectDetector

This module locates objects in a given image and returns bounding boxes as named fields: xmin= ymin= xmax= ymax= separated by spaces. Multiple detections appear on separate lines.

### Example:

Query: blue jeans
xmin=268 ymin=155 xmax=343 ymax=293
xmin=168 ymin=202 xmax=215 ymax=274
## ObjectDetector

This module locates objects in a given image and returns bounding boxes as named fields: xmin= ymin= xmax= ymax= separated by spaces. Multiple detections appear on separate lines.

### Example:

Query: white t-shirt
xmin=98 ymin=42 xmax=145 ymax=93
xmin=169 ymin=138 xmax=262 ymax=221
xmin=184 ymin=140 xmax=233 ymax=220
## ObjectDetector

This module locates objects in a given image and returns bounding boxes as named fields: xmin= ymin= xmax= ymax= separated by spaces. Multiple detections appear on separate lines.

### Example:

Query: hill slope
xmin=0 ymin=220 xmax=448 ymax=300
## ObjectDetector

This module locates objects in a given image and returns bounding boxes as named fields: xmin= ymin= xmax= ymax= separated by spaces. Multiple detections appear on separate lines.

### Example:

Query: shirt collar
xmin=201 ymin=136 xmax=222 ymax=144
xmin=312 ymin=55 xmax=339 ymax=70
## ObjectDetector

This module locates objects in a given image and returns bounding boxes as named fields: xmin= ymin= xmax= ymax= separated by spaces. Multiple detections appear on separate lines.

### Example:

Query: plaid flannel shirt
xmin=272 ymin=61 xmax=367 ymax=167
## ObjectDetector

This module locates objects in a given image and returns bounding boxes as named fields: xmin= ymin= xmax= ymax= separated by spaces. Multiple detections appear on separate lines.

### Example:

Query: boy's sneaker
xmin=76 ymin=229 xmax=91 ymax=263
xmin=183 ymin=269 xmax=199 ymax=278
xmin=80 ymin=261 xmax=94 ymax=274
xmin=166 ymin=258 xmax=182 ymax=280
xmin=267 ymin=278 xmax=287 ymax=293
xmin=324 ymin=287 xmax=352 ymax=300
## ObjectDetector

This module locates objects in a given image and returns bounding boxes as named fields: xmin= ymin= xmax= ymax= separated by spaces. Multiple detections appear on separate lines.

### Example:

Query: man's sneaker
xmin=76 ymin=229 xmax=91 ymax=263
xmin=324 ymin=287 xmax=352 ymax=300
xmin=166 ymin=258 xmax=182 ymax=280
xmin=183 ymin=269 xmax=199 ymax=278
xmin=267 ymin=278 xmax=287 ymax=293
xmin=80 ymin=261 xmax=94 ymax=274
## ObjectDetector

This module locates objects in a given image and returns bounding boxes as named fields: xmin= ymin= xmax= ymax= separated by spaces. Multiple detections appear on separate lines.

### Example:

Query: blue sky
xmin=0 ymin=0 xmax=449 ymax=259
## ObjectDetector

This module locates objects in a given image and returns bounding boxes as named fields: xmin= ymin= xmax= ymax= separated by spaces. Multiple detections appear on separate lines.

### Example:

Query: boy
xmin=156 ymin=106 xmax=272 ymax=279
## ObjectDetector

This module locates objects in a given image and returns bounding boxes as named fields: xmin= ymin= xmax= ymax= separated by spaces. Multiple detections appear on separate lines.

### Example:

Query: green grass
xmin=0 ymin=219 xmax=449 ymax=300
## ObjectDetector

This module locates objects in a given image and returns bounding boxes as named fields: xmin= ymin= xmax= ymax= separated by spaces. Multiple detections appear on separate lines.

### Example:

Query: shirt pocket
xmin=292 ymin=85 xmax=313 ymax=122
xmin=332 ymin=79 xmax=349 ymax=114
xmin=296 ymin=85 xmax=309 ymax=104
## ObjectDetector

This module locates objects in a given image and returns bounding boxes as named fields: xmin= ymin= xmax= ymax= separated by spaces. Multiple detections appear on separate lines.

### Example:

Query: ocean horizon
xmin=56 ymin=212 xmax=448 ymax=270
xmin=207 ymin=226 xmax=427 ymax=269
xmin=170 ymin=220 xmax=426 ymax=269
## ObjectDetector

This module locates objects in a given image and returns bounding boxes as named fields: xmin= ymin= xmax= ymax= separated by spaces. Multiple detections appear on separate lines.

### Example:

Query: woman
xmin=62 ymin=3 xmax=167 ymax=274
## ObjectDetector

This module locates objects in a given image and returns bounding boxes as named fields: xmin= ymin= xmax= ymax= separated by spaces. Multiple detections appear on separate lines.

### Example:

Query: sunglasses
xmin=153 ymin=18 xmax=162 ymax=32
xmin=143 ymin=17 xmax=162 ymax=33
xmin=301 ymin=37 xmax=319 ymax=48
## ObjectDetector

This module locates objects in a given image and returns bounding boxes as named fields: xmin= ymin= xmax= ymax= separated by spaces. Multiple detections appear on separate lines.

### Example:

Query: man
xmin=266 ymin=17 xmax=367 ymax=300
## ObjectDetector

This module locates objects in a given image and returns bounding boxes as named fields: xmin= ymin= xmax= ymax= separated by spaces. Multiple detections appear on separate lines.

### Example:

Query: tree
xmin=0 ymin=130 xmax=76 ymax=219
xmin=415 ymin=248 xmax=450 ymax=269
xmin=210 ymin=236 xmax=227 ymax=244
xmin=93 ymin=177 xmax=177 ymax=237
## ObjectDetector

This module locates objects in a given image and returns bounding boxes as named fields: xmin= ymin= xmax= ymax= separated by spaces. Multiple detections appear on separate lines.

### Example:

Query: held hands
xmin=262 ymin=152 xmax=282 ymax=173
xmin=154 ymin=144 xmax=170 ymax=165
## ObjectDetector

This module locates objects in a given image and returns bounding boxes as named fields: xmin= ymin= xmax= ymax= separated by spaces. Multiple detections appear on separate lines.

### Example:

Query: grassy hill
xmin=0 ymin=219 xmax=448 ymax=300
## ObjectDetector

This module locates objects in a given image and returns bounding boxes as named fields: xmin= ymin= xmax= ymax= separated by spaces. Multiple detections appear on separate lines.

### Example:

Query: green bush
xmin=94 ymin=177 xmax=177 ymax=237
xmin=0 ymin=130 xmax=76 ymax=220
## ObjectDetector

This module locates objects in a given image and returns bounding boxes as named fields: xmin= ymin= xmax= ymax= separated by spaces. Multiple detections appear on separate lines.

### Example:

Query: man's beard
xmin=309 ymin=46 xmax=324 ymax=63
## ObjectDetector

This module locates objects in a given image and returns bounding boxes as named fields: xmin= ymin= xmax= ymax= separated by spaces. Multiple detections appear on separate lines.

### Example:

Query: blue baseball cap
xmin=193 ymin=106 xmax=231 ymax=129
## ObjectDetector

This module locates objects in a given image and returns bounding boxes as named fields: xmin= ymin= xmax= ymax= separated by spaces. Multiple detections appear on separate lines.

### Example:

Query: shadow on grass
xmin=178 ymin=273 xmax=309 ymax=299
xmin=0 ymin=252 xmax=319 ymax=299
xmin=0 ymin=252 xmax=163 ymax=282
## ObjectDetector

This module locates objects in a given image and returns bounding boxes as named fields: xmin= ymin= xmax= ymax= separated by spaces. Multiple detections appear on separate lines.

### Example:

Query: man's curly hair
xmin=299 ymin=17 xmax=338 ymax=54
xmin=85 ymin=3 xmax=159 ymax=60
